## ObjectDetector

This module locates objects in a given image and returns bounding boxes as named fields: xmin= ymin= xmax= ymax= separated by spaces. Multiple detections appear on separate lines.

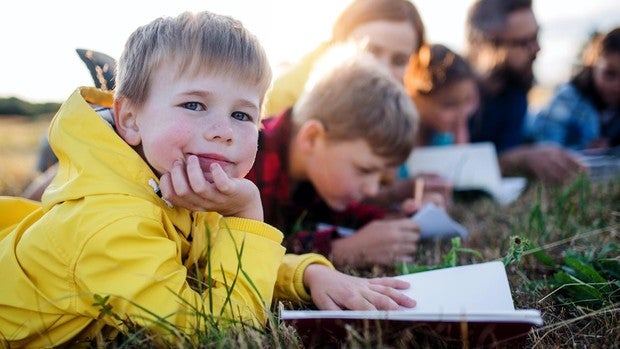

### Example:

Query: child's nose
xmin=203 ymin=116 xmax=233 ymax=143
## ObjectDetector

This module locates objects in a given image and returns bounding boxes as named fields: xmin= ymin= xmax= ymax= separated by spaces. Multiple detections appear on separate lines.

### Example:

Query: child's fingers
xmin=167 ymin=159 xmax=212 ymax=209
xmin=362 ymin=288 xmax=400 ymax=310
xmin=400 ymin=198 xmax=420 ymax=215
xmin=369 ymin=277 xmax=410 ymax=290
xmin=312 ymin=293 xmax=343 ymax=311
xmin=368 ymin=284 xmax=416 ymax=309
xmin=168 ymin=159 xmax=192 ymax=196
xmin=186 ymin=155 xmax=211 ymax=194
xmin=210 ymin=163 xmax=233 ymax=193
xmin=158 ymin=172 xmax=175 ymax=198
xmin=339 ymin=291 xmax=377 ymax=311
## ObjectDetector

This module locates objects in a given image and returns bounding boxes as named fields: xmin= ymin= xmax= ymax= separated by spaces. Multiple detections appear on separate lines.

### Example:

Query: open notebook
xmin=318 ymin=202 xmax=468 ymax=241
xmin=281 ymin=261 xmax=542 ymax=346
xmin=404 ymin=142 xmax=527 ymax=205
xmin=573 ymin=146 xmax=620 ymax=182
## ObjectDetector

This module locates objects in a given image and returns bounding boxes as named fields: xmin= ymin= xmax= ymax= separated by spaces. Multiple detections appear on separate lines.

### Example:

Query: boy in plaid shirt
xmin=164 ymin=48 xmax=423 ymax=269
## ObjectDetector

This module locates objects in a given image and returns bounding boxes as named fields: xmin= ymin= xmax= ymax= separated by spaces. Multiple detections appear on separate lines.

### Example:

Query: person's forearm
xmin=498 ymin=146 xmax=531 ymax=177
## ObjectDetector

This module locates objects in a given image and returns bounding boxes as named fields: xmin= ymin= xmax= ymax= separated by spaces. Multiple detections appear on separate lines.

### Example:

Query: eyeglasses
xmin=494 ymin=32 xmax=539 ymax=49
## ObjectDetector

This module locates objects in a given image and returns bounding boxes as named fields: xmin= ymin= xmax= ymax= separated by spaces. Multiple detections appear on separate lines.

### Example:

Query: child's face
xmin=413 ymin=78 xmax=479 ymax=141
xmin=306 ymin=137 xmax=392 ymax=211
xmin=347 ymin=19 xmax=418 ymax=83
xmin=118 ymin=61 xmax=262 ymax=181
xmin=593 ymin=52 xmax=620 ymax=108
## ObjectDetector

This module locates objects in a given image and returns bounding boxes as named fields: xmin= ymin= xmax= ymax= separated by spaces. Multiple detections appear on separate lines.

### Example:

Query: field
xmin=0 ymin=114 xmax=52 ymax=196
xmin=0 ymin=115 xmax=618 ymax=348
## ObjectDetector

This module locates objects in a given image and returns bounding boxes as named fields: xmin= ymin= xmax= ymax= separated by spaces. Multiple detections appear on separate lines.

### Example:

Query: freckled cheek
xmin=149 ymin=124 xmax=194 ymax=165
xmin=239 ymin=127 xmax=258 ymax=149
xmin=235 ymin=130 xmax=259 ymax=177
xmin=173 ymin=120 xmax=197 ymax=138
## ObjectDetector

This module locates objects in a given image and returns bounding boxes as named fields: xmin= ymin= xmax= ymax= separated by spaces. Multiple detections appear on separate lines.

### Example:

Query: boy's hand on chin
xmin=159 ymin=158 xmax=263 ymax=221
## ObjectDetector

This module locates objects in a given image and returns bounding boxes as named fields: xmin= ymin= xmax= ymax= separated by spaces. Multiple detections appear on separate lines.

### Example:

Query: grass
xmin=1 ymin=115 xmax=618 ymax=348
xmin=447 ymin=177 xmax=619 ymax=348
xmin=0 ymin=114 xmax=52 ymax=196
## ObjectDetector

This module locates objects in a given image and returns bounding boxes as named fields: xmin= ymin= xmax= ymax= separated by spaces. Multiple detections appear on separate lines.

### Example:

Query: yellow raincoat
xmin=0 ymin=87 xmax=332 ymax=348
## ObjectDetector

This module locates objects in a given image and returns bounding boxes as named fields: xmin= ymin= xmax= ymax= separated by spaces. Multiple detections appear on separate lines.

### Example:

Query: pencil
xmin=414 ymin=177 xmax=424 ymax=207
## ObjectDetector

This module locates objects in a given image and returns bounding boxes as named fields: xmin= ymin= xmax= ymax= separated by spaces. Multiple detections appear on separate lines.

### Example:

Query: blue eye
xmin=183 ymin=102 xmax=205 ymax=111
xmin=232 ymin=111 xmax=252 ymax=122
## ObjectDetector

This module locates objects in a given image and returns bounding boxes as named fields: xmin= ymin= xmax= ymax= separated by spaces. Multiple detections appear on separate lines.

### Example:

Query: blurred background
xmin=0 ymin=0 xmax=618 ymax=104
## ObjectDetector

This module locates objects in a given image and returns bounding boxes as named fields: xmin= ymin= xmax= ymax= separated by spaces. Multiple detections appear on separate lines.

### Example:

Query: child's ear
xmin=297 ymin=120 xmax=326 ymax=151
xmin=113 ymin=97 xmax=141 ymax=146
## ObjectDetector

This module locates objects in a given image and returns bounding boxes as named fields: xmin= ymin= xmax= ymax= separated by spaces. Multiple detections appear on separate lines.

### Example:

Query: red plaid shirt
xmin=247 ymin=109 xmax=387 ymax=256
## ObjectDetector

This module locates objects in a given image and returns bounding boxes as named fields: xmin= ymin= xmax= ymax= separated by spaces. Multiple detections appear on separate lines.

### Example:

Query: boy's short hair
xmin=115 ymin=11 xmax=272 ymax=107
xmin=293 ymin=46 xmax=418 ymax=166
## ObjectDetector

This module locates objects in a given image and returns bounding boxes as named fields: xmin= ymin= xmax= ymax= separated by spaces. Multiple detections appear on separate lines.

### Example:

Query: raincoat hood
xmin=43 ymin=87 xmax=165 ymax=210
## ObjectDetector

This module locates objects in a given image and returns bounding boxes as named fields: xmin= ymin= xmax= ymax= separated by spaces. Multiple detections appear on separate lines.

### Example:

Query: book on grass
xmin=318 ymin=202 xmax=468 ymax=241
xmin=280 ymin=261 xmax=542 ymax=346
xmin=411 ymin=202 xmax=468 ymax=240
xmin=572 ymin=146 xmax=620 ymax=182
xmin=404 ymin=142 xmax=527 ymax=205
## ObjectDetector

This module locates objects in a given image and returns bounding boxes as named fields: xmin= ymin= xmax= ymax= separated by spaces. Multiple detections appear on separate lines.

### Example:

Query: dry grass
xmin=1 ymin=115 xmax=618 ymax=348
xmin=448 ymin=182 xmax=620 ymax=348
xmin=0 ymin=115 xmax=53 ymax=196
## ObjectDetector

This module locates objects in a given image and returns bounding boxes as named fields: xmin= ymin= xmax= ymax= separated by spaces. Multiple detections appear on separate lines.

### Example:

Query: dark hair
xmin=466 ymin=0 xmax=533 ymax=45
xmin=571 ymin=27 xmax=620 ymax=110
xmin=331 ymin=0 xmax=426 ymax=53
xmin=404 ymin=43 xmax=477 ymax=96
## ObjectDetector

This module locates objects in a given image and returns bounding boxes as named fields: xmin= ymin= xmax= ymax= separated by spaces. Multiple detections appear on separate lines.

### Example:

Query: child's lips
xmin=195 ymin=154 xmax=233 ymax=172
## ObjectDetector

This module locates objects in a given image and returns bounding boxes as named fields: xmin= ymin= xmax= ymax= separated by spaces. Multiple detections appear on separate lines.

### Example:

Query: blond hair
xmin=293 ymin=46 xmax=418 ymax=165
xmin=115 ymin=11 xmax=272 ymax=107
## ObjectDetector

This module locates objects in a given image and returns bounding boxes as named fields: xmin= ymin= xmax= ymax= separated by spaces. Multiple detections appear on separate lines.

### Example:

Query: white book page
xmin=405 ymin=142 xmax=502 ymax=192
xmin=489 ymin=177 xmax=528 ymax=206
xmin=392 ymin=261 xmax=514 ymax=313
xmin=405 ymin=143 xmax=526 ymax=205
xmin=411 ymin=203 xmax=469 ymax=240
xmin=280 ymin=309 xmax=543 ymax=325
xmin=319 ymin=203 xmax=470 ymax=240
xmin=281 ymin=261 xmax=543 ymax=325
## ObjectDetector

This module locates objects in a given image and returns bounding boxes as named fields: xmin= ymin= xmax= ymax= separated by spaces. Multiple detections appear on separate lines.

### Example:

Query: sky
xmin=0 ymin=0 xmax=619 ymax=103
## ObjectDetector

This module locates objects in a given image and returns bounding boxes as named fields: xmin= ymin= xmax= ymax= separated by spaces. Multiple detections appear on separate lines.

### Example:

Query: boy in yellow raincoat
xmin=0 ymin=11 xmax=415 ymax=348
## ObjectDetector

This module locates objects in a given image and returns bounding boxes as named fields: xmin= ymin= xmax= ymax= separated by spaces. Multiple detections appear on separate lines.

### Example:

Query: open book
xmin=318 ymin=203 xmax=468 ymax=241
xmin=404 ymin=142 xmax=527 ymax=205
xmin=573 ymin=146 xmax=620 ymax=182
xmin=412 ymin=202 xmax=468 ymax=240
xmin=281 ymin=261 xmax=542 ymax=346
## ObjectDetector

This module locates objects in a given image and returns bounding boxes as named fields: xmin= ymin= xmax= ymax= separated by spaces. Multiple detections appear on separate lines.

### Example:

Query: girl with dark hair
xmin=531 ymin=27 xmax=620 ymax=149
xmin=404 ymin=43 xmax=480 ymax=147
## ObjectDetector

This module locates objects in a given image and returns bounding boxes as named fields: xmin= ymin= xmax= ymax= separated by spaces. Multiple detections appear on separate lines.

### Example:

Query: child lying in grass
xmin=0 ymin=11 xmax=415 ymax=347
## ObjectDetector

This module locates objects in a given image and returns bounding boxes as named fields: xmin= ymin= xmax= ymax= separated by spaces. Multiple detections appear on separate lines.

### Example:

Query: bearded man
xmin=466 ymin=0 xmax=584 ymax=184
